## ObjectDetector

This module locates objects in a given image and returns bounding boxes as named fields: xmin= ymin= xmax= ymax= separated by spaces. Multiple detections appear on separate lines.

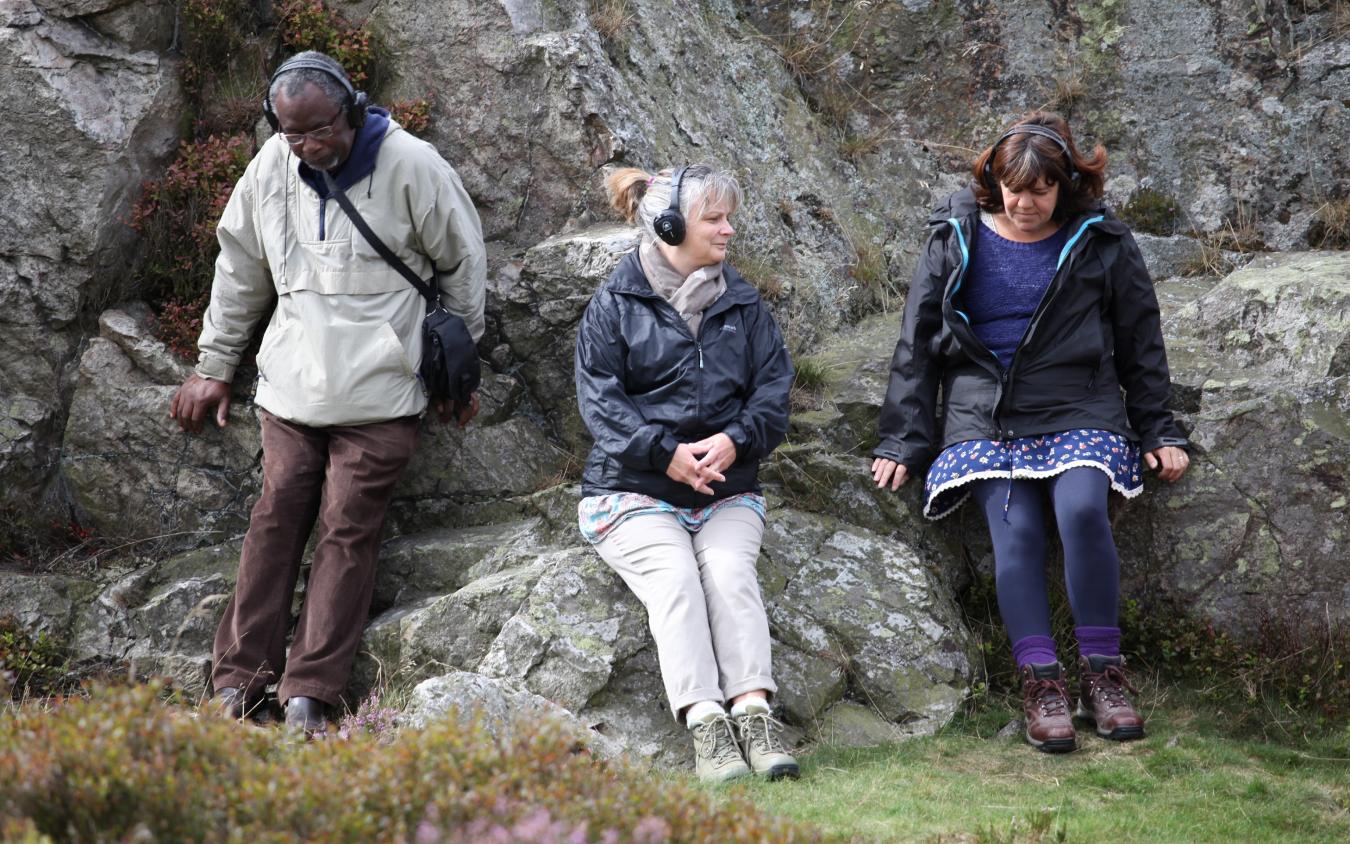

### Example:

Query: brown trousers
xmin=211 ymin=410 xmax=419 ymax=705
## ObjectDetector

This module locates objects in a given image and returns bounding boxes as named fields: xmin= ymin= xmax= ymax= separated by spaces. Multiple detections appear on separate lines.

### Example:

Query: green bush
xmin=0 ymin=683 xmax=822 ymax=842
xmin=0 ymin=618 xmax=69 ymax=700
xmin=180 ymin=0 xmax=258 ymax=93
xmin=1118 ymin=187 xmax=1182 ymax=235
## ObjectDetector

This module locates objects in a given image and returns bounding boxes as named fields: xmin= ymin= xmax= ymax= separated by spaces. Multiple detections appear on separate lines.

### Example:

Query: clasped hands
xmin=665 ymin=433 xmax=737 ymax=495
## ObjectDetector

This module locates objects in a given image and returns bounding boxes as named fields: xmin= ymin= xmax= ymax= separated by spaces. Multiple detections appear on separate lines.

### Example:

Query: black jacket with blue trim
xmin=874 ymin=187 xmax=1188 ymax=472
xmin=575 ymin=250 xmax=794 ymax=508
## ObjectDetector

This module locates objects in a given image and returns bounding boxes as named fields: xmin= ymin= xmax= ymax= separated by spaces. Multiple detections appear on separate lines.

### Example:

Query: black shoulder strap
xmin=322 ymin=171 xmax=438 ymax=308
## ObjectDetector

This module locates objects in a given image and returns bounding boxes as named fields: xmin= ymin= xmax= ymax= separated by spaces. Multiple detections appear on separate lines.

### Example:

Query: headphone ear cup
xmin=349 ymin=91 xmax=368 ymax=129
xmin=653 ymin=209 xmax=685 ymax=246
xmin=262 ymin=95 xmax=279 ymax=131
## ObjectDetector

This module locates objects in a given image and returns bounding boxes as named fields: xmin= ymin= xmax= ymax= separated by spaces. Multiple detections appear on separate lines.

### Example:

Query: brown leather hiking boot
xmin=1019 ymin=662 xmax=1078 ymax=753
xmin=1077 ymin=654 xmax=1145 ymax=741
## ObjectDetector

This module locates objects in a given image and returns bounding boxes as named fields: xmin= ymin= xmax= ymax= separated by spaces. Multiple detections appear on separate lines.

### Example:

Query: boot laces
xmin=739 ymin=712 xmax=788 ymax=754
xmin=696 ymin=715 xmax=743 ymax=765
xmin=1025 ymin=678 xmax=1070 ymax=717
xmin=1089 ymin=664 xmax=1138 ymax=708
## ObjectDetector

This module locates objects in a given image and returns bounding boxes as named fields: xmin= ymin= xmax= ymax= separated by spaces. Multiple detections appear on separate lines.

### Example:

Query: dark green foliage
xmin=129 ymin=133 xmax=254 ymax=326
xmin=1121 ymin=599 xmax=1350 ymax=731
xmin=1118 ymin=187 xmax=1183 ymax=235
xmin=0 ymin=618 xmax=69 ymax=700
xmin=180 ymin=0 xmax=259 ymax=94
xmin=0 ymin=683 xmax=822 ymax=842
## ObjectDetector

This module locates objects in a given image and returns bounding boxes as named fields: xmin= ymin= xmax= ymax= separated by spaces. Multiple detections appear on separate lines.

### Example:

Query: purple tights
xmin=970 ymin=467 xmax=1122 ymax=667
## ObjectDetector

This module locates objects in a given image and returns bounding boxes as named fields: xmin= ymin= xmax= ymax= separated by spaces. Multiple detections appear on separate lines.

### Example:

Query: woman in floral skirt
xmin=870 ymin=112 xmax=1190 ymax=753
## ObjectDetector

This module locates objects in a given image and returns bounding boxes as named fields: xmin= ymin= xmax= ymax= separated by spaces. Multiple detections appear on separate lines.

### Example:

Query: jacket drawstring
xmin=1002 ymin=438 xmax=1017 ymax=523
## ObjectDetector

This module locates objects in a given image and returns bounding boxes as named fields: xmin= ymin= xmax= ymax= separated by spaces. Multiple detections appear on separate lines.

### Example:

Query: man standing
xmin=169 ymin=52 xmax=486 ymax=734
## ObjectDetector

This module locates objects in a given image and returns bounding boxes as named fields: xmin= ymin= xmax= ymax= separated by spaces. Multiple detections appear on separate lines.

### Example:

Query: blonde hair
xmin=604 ymin=164 xmax=743 ymax=240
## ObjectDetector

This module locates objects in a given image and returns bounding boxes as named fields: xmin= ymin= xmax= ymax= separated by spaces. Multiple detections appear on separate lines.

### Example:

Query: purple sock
xmin=1076 ymin=626 xmax=1121 ymax=659
xmin=1011 ymin=635 xmax=1059 ymax=668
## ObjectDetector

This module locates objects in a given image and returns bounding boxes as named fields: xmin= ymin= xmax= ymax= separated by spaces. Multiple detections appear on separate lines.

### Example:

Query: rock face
xmin=371 ymin=0 xmax=936 ymax=350
xmin=777 ymin=251 xmax=1350 ymax=637
xmin=61 ymin=307 xmax=262 ymax=547
xmin=1116 ymin=251 xmax=1350 ymax=633
xmin=58 ymin=308 xmax=573 ymax=544
xmin=349 ymin=508 xmax=975 ymax=760
xmin=746 ymin=0 xmax=1348 ymax=250
xmin=1 ymin=0 xmax=1347 ymax=763
xmin=0 ymin=0 xmax=181 ymax=502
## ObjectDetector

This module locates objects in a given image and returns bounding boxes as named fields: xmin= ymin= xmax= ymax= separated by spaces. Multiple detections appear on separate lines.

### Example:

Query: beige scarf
xmin=638 ymin=241 xmax=726 ymax=335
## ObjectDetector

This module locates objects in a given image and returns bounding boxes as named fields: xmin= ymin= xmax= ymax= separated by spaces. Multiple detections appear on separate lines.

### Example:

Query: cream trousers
xmin=593 ymin=506 xmax=777 ymax=718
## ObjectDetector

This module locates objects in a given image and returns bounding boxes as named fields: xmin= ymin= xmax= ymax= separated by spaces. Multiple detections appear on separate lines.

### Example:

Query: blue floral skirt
xmin=923 ymin=428 xmax=1143 ymax=520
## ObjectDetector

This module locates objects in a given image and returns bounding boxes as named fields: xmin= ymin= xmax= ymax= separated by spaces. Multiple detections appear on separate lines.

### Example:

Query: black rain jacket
xmin=575 ymin=250 xmax=794 ymax=508
xmin=874 ymin=187 xmax=1189 ymax=471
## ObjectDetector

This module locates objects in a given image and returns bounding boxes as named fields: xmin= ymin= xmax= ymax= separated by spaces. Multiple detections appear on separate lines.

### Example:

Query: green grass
xmin=697 ymin=684 xmax=1350 ymax=843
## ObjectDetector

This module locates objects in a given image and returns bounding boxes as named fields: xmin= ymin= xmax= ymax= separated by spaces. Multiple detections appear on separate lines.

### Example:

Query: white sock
xmin=730 ymin=697 xmax=771 ymax=718
xmin=685 ymin=700 xmax=726 ymax=728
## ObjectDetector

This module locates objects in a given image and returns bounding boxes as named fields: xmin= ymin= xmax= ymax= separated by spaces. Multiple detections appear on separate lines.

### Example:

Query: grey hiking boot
xmin=690 ymin=714 xmax=751 ymax=783
xmin=734 ymin=710 xmax=800 ymax=780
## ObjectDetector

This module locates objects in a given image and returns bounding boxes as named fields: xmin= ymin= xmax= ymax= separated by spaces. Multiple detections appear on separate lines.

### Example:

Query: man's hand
xmin=871 ymin=457 xmax=910 ymax=491
xmin=666 ymin=442 xmax=719 ymax=495
xmin=169 ymin=374 xmax=232 ymax=434
xmin=434 ymin=392 xmax=480 ymax=428
xmin=1144 ymin=445 xmax=1189 ymax=482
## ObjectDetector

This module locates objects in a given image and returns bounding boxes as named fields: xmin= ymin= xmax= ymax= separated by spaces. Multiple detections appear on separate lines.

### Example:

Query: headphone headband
xmin=983 ymin=123 xmax=1079 ymax=193
xmin=262 ymin=55 xmax=368 ymax=132
xmin=269 ymin=57 xmax=357 ymax=98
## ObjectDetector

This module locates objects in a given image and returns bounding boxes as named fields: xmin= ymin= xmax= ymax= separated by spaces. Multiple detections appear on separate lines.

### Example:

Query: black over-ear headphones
xmin=652 ymin=166 xmax=689 ymax=246
xmin=982 ymin=124 xmax=1079 ymax=193
xmin=262 ymin=55 xmax=368 ymax=133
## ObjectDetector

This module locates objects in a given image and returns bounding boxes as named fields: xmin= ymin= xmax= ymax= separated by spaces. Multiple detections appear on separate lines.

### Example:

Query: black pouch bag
xmin=323 ymin=173 xmax=480 ymax=405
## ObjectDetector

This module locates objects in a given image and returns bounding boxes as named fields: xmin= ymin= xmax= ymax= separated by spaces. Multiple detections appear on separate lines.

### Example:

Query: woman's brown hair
xmin=972 ymin=111 xmax=1108 ymax=221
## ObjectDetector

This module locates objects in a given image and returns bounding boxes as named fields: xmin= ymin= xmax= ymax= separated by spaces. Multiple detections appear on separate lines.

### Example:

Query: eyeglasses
xmin=277 ymin=109 xmax=344 ymax=145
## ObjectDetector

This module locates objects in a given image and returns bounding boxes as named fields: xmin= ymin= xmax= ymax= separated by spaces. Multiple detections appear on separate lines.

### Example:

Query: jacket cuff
xmin=723 ymin=423 xmax=749 ymax=458
xmin=871 ymin=438 xmax=905 ymax=463
xmin=651 ymin=432 xmax=680 ymax=471
xmin=194 ymin=355 xmax=236 ymax=383
xmin=1141 ymin=434 xmax=1189 ymax=453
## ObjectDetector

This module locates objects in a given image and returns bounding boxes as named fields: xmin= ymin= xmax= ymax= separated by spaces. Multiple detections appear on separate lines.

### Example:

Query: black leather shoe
xmin=284 ymin=696 xmax=327 ymax=737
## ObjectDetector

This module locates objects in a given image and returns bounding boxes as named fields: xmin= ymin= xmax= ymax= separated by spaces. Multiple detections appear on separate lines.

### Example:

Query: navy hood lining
xmin=299 ymin=107 xmax=391 ymax=197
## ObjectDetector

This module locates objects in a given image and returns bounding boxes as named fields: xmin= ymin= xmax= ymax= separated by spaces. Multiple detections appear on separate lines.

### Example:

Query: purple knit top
xmin=961 ymin=217 xmax=1070 ymax=369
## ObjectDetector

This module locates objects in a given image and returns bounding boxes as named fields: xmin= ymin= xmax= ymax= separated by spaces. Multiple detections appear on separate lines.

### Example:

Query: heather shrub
xmin=0 ymin=683 xmax=822 ymax=843
xmin=129 ymin=133 xmax=253 ymax=349
xmin=389 ymin=95 xmax=435 ymax=136
xmin=278 ymin=0 xmax=377 ymax=87
xmin=0 ymin=618 xmax=69 ymax=700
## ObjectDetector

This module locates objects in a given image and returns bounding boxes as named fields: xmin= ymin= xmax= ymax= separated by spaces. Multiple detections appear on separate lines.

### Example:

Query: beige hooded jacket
xmin=195 ymin=120 xmax=486 ymax=427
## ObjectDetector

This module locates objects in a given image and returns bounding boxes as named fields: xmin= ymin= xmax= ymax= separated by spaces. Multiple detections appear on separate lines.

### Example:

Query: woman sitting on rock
xmin=574 ymin=164 xmax=798 ymax=782
xmin=870 ymin=112 xmax=1191 ymax=753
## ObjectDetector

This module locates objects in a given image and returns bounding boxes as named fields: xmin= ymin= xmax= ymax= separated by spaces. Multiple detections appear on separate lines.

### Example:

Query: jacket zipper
xmin=943 ymin=217 xmax=1007 ymax=419
xmin=996 ymin=215 xmax=1104 ymax=436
